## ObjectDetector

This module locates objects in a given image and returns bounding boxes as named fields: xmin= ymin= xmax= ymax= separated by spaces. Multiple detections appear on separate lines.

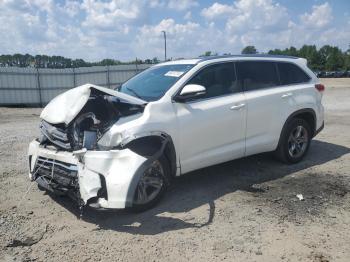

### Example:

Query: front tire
xmin=131 ymin=155 xmax=170 ymax=212
xmin=275 ymin=118 xmax=311 ymax=164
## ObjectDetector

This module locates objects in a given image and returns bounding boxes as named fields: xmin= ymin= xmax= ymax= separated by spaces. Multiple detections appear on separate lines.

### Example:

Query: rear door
xmin=236 ymin=61 xmax=297 ymax=156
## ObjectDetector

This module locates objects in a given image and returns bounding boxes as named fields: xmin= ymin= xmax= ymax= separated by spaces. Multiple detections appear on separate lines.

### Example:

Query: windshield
xmin=119 ymin=64 xmax=194 ymax=101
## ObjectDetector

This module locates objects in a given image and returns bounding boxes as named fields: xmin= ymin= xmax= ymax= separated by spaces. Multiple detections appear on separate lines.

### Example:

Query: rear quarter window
xmin=278 ymin=62 xmax=311 ymax=85
xmin=236 ymin=61 xmax=279 ymax=91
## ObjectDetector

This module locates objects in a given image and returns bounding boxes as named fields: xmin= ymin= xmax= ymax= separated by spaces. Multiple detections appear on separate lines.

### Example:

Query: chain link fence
xmin=0 ymin=64 xmax=150 ymax=106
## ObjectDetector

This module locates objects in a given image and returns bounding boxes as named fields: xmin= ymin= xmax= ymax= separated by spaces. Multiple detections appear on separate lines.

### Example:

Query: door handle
xmin=281 ymin=93 xmax=293 ymax=98
xmin=230 ymin=103 xmax=246 ymax=110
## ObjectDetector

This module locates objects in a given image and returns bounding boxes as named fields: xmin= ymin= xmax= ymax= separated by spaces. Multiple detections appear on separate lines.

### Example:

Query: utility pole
xmin=162 ymin=31 xmax=167 ymax=61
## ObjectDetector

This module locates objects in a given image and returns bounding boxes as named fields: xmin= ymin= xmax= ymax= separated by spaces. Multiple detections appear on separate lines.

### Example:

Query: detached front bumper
xmin=28 ymin=140 xmax=147 ymax=209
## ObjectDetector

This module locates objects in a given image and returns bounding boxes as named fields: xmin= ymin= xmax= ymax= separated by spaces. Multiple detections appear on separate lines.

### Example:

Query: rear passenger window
xmin=187 ymin=62 xmax=239 ymax=99
xmin=278 ymin=62 xmax=311 ymax=85
xmin=236 ymin=61 xmax=279 ymax=91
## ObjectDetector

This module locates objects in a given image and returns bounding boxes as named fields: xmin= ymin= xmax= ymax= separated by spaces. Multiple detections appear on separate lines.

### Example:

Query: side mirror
xmin=114 ymin=83 xmax=122 ymax=91
xmin=174 ymin=84 xmax=206 ymax=102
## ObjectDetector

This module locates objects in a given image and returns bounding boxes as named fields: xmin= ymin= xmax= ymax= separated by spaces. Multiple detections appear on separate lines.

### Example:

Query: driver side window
xmin=187 ymin=62 xmax=239 ymax=99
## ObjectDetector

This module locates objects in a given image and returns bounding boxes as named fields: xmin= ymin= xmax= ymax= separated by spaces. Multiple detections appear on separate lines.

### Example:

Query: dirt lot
xmin=1 ymin=78 xmax=350 ymax=262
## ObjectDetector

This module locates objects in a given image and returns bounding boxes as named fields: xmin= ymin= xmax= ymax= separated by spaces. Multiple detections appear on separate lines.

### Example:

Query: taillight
xmin=315 ymin=84 xmax=325 ymax=92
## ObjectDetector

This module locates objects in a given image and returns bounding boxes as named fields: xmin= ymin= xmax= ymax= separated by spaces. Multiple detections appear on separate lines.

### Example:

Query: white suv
xmin=28 ymin=55 xmax=325 ymax=211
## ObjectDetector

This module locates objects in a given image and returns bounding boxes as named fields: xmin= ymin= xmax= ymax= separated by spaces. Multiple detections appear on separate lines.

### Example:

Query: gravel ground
xmin=1 ymin=79 xmax=350 ymax=262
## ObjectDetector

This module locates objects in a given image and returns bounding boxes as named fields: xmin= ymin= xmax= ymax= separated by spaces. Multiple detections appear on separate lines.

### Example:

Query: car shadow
xmin=50 ymin=140 xmax=350 ymax=235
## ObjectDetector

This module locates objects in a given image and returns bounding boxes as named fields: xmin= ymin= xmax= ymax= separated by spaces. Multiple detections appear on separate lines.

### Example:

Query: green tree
xmin=344 ymin=55 xmax=350 ymax=70
xmin=326 ymin=47 xmax=344 ymax=71
xmin=241 ymin=46 xmax=257 ymax=54
xmin=298 ymin=45 xmax=321 ymax=70
xmin=285 ymin=46 xmax=298 ymax=56
xmin=98 ymin=59 xmax=121 ymax=66
xmin=200 ymin=51 xmax=212 ymax=57
xmin=344 ymin=45 xmax=350 ymax=70
xmin=72 ymin=59 xmax=88 ymax=68
xmin=152 ymin=57 xmax=160 ymax=64
xmin=144 ymin=59 xmax=152 ymax=64
xmin=319 ymin=45 xmax=344 ymax=71
xmin=268 ymin=49 xmax=283 ymax=55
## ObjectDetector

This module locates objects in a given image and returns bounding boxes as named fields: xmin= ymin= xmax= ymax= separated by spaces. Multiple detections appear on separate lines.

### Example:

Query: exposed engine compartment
xmin=39 ymin=89 xmax=145 ymax=151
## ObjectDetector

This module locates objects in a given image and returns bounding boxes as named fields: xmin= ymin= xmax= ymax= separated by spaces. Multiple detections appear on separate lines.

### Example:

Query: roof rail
xmin=197 ymin=54 xmax=299 ymax=62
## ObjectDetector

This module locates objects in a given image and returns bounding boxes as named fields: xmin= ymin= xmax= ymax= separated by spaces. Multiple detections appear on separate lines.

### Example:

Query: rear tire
xmin=275 ymin=118 xmax=311 ymax=164
xmin=130 ymin=155 xmax=171 ymax=212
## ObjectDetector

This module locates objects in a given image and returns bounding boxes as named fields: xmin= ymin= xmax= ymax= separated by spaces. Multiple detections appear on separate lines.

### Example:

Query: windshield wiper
xmin=126 ymin=87 xmax=142 ymax=99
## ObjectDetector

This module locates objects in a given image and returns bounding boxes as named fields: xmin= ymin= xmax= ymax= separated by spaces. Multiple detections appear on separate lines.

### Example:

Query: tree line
xmin=0 ymin=54 xmax=160 ymax=68
xmin=241 ymin=45 xmax=350 ymax=71
xmin=1 ymin=44 xmax=349 ymax=71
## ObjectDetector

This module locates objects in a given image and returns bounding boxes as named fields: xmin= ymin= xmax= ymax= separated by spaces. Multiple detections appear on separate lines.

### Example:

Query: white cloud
xmin=201 ymin=3 xmax=235 ymax=20
xmin=134 ymin=19 xmax=227 ymax=59
xmin=81 ymin=0 xmax=143 ymax=30
xmin=198 ymin=0 xmax=292 ymax=52
xmin=25 ymin=0 xmax=53 ymax=13
xmin=225 ymin=0 xmax=290 ymax=33
xmin=0 ymin=0 xmax=348 ymax=62
xmin=139 ymin=18 xmax=199 ymax=36
xmin=149 ymin=0 xmax=198 ymax=11
xmin=149 ymin=0 xmax=165 ymax=8
xmin=167 ymin=0 xmax=198 ymax=11
xmin=300 ymin=2 xmax=333 ymax=28
xmin=184 ymin=11 xmax=192 ymax=20
xmin=199 ymin=0 xmax=346 ymax=54
xmin=63 ymin=0 xmax=81 ymax=17
xmin=0 ymin=0 xmax=140 ymax=60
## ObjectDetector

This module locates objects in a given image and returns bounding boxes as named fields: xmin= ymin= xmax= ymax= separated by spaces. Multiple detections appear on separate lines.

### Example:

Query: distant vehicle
xmin=315 ymin=71 xmax=330 ymax=78
xmin=317 ymin=71 xmax=326 ymax=78
xmin=339 ymin=71 xmax=348 ymax=78
xmin=334 ymin=71 xmax=348 ymax=78
xmin=325 ymin=71 xmax=335 ymax=78
xmin=28 ymin=55 xmax=325 ymax=211
xmin=334 ymin=71 xmax=341 ymax=78
xmin=327 ymin=71 xmax=348 ymax=78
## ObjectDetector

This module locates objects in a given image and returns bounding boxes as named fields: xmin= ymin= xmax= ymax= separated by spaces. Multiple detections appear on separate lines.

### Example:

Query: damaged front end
xmin=28 ymin=141 xmax=150 ymax=209
xmin=28 ymin=84 xmax=159 ymax=209
xmin=39 ymin=85 xmax=145 ymax=152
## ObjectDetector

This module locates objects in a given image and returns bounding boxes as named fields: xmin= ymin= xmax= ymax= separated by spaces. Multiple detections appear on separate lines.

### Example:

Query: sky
xmin=0 ymin=0 xmax=349 ymax=61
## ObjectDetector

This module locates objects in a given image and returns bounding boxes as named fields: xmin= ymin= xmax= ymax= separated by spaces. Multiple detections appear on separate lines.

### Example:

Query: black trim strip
xmin=314 ymin=121 xmax=324 ymax=137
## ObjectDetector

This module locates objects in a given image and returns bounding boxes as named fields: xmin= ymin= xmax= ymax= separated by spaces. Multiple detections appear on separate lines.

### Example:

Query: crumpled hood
xmin=40 ymin=84 xmax=146 ymax=125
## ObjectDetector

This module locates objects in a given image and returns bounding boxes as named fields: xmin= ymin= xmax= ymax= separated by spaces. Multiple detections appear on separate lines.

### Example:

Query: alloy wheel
xmin=287 ymin=125 xmax=309 ymax=158
xmin=134 ymin=160 xmax=165 ymax=205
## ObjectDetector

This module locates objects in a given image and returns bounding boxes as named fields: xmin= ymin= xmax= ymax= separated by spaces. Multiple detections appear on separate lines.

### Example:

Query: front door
xmin=174 ymin=62 xmax=246 ymax=173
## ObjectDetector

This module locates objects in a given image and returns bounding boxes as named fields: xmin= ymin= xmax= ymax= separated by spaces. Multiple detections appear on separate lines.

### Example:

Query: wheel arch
xmin=122 ymin=133 xmax=177 ymax=178
xmin=277 ymin=108 xmax=316 ymax=148
xmin=122 ymin=132 xmax=177 ymax=207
